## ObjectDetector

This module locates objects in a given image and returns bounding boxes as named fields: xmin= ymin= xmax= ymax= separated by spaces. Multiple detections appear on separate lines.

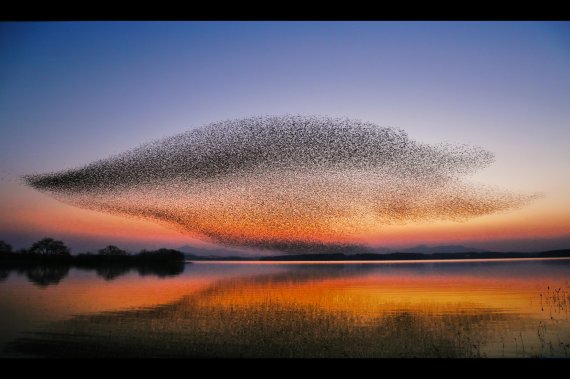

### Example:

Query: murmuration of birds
xmin=24 ymin=115 xmax=539 ymax=252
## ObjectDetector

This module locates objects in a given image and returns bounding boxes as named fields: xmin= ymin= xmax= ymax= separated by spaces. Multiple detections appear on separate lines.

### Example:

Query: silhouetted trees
xmin=0 ymin=238 xmax=188 ymax=286
xmin=138 ymin=248 xmax=185 ymax=262
xmin=29 ymin=238 xmax=71 ymax=257
xmin=98 ymin=245 xmax=128 ymax=257
xmin=2 ymin=239 xmax=186 ymax=263
xmin=0 ymin=240 xmax=12 ymax=254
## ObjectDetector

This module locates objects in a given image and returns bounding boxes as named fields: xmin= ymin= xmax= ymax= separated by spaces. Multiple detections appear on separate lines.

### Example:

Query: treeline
xmin=0 ymin=238 xmax=188 ymax=287
xmin=0 ymin=238 xmax=185 ymax=263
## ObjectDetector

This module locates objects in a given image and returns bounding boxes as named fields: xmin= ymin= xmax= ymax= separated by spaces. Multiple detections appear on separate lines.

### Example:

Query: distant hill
xmin=177 ymin=245 xmax=254 ymax=260
xmin=394 ymin=245 xmax=488 ymax=254
xmin=259 ymin=251 xmax=570 ymax=261
xmin=179 ymin=243 xmax=486 ymax=258
xmin=180 ymin=243 xmax=570 ymax=261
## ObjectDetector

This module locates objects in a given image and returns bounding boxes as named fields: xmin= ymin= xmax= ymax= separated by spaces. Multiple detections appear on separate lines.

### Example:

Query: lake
xmin=1 ymin=258 xmax=569 ymax=358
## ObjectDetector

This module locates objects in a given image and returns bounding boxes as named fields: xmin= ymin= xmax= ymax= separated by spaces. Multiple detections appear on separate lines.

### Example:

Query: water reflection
xmin=25 ymin=264 xmax=70 ymax=287
xmin=95 ymin=264 xmax=131 ymax=281
xmin=5 ymin=300 xmax=506 ymax=358
xmin=0 ymin=268 xmax=9 ymax=282
xmin=0 ymin=260 xmax=185 ymax=287
xmin=134 ymin=262 xmax=185 ymax=278
xmin=2 ymin=260 xmax=569 ymax=358
xmin=91 ymin=261 xmax=185 ymax=280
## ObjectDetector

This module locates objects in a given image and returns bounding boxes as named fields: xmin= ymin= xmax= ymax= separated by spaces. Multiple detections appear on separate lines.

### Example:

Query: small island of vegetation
xmin=0 ymin=238 xmax=187 ymax=286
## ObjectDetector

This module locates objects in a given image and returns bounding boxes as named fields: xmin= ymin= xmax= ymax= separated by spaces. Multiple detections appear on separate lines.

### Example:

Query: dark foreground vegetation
xmin=0 ymin=238 xmax=187 ymax=286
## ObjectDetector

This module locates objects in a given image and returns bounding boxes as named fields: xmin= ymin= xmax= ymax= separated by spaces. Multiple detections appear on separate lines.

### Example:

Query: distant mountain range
xmin=177 ymin=245 xmax=253 ymax=259
xmin=396 ymin=245 xmax=489 ymax=254
xmin=178 ymin=243 xmax=488 ymax=258
xmin=174 ymin=243 xmax=570 ymax=261
xmin=258 ymin=249 xmax=570 ymax=261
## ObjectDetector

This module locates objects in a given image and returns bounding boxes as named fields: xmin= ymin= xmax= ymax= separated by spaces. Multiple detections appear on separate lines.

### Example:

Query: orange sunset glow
xmin=3 ymin=179 xmax=569 ymax=253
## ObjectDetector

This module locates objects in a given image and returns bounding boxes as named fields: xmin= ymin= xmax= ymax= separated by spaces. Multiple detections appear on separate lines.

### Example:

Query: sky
xmin=1 ymin=21 xmax=569 ymax=254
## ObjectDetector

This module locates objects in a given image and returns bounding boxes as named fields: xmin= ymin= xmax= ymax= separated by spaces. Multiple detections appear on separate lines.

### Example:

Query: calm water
xmin=1 ymin=258 xmax=569 ymax=358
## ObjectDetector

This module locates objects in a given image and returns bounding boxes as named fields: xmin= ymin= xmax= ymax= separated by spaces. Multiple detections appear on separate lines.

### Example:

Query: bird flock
xmin=24 ymin=115 xmax=537 ymax=251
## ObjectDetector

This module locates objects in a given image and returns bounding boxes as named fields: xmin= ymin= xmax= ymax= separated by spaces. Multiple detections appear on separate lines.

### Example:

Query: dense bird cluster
xmin=24 ymin=115 xmax=537 ymax=251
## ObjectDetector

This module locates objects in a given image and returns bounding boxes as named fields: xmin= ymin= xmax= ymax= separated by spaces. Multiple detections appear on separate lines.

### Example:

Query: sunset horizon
xmin=2 ymin=22 xmax=569 ymax=255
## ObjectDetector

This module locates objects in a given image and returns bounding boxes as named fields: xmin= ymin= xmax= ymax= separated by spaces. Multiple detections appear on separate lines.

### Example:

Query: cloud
xmin=24 ymin=115 xmax=538 ymax=251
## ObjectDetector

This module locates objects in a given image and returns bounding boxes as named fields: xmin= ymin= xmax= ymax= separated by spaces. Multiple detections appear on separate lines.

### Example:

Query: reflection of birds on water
xmin=24 ymin=115 xmax=538 ymax=251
